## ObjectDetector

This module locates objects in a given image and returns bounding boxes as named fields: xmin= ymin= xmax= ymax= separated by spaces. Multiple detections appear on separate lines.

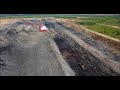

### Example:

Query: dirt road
xmin=97 ymin=23 xmax=120 ymax=29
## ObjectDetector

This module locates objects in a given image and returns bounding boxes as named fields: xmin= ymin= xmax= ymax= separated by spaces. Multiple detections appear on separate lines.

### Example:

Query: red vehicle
xmin=39 ymin=24 xmax=47 ymax=32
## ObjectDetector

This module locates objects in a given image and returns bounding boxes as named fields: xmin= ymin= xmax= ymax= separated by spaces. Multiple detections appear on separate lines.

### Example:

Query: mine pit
xmin=0 ymin=18 xmax=120 ymax=76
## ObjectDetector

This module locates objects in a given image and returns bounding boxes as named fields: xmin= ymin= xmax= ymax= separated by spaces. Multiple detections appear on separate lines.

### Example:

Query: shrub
xmin=77 ymin=22 xmax=96 ymax=26
xmin=114 ymin=31 xmax=120 ymax=35
xmin=118 ymin=20 xmax=120 ymax=23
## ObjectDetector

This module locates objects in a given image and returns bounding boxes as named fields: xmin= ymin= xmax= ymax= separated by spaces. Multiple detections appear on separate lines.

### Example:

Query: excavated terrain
xmin=0 ymin=18 xmax=120 ymax=76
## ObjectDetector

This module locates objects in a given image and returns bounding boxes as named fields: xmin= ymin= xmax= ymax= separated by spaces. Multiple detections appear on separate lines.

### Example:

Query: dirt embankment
xmin=56 ymin=18 xmax=120 ymax=51
xmin=0 ymin=18 xmax=19 ymax=27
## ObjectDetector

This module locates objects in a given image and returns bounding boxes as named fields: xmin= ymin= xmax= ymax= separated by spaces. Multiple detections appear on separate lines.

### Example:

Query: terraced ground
xmin=0 ymin=18 xmax=120 ymax=76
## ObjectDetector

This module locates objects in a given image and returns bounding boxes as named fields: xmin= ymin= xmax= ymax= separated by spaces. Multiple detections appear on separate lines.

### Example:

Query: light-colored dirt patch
xmin=97 ymin=23 xmax=120 ymax=29
xmin=0 ymin=18 xmax=19 ymax=27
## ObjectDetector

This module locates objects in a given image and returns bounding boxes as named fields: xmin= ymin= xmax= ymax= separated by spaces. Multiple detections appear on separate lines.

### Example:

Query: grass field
xmin=86 ymin=25 xmax=120 ymax=39
xmin=72 ymin=16 xmax=120 ymax=39
xmin=74 ymin=16 xmax=120 ymax=26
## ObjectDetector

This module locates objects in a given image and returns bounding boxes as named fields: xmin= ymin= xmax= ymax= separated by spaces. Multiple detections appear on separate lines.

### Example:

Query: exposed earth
xmin=0 ymin=18 xmax=120 ymax=76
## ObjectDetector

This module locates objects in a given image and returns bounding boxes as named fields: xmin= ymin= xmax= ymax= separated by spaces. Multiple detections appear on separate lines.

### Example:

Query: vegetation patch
xmin=86 ymin=25 xmax=120 ymax=39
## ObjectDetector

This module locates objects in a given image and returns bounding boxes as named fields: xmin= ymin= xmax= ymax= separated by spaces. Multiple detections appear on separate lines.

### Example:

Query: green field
xmin=72 ymin=16 xmax=120 ymax=39
xmin=86 ymin=25 xmax=120 ymax=39
xmin=74 ymin=16 xmax=120 ymax=27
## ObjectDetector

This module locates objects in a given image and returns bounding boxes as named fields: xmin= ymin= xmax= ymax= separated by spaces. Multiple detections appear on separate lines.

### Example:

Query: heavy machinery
xmin=21 ymin=19 xmax=47 ymax=32
xmin=39 ymin=24 xmax=47 ymax=32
